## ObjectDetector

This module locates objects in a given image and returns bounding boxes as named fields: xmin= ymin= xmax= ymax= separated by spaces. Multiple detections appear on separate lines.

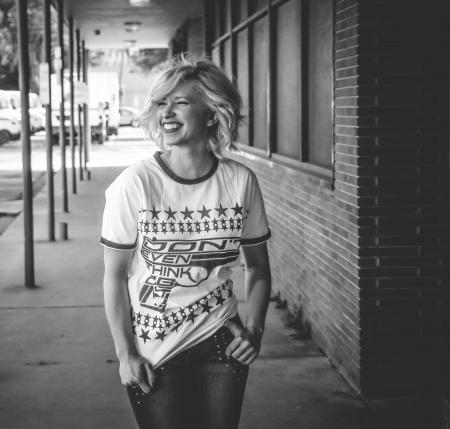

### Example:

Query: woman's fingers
xmin=225 ymin=320 xmax=261 ymax=363
xmin=225 ymin=335 xmax=242 ymax=357
xmin=231 ymin=341 xmax=256 ymax=361
xmin=242 ymin=353 xmax=257 ymax=365
xmin=119 ymin=356 xmax=153 ymax=393
xmin=234 ymin=348 xmax=255 ymax=362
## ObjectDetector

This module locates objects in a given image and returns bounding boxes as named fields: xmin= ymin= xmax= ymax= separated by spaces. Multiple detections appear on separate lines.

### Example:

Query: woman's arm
xmin=103 ymin=247 xmax=155 ymax=392
xmin=225 ymin=242 xmax=271 ymax=365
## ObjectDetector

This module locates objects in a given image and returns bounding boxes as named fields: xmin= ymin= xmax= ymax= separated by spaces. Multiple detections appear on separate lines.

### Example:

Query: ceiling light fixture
xmin=124 ymin=39 xmax=137 ymax=48
xmin=124 ymin=21 xmax=141 ymax=32
xmin=129 ymin=0 xmax=150 ymax=6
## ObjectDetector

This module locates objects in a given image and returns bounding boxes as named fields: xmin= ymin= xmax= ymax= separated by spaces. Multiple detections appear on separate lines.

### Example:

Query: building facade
xmin=199 ymin=0 xmax=450 ymax=400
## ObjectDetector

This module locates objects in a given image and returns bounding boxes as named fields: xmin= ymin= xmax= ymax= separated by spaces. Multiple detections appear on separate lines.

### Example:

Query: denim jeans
xmin=127 ymin=315 xmax=249 ymax=429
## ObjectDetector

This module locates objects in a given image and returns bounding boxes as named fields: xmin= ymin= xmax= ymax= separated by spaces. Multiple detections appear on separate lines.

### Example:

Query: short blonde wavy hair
xmin=140 ymin=55 xmax=244 ymax=158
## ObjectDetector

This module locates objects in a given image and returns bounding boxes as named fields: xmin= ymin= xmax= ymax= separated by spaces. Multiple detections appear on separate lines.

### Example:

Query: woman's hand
xmin=224 ymin=319 xmax=263 ymax=365
xmin=119 ymin=354 xmax=156 ymax=393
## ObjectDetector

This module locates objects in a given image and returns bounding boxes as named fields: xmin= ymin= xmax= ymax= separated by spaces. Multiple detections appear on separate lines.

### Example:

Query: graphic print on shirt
xmin=137 ymin=203 xmax=245 ymax=313
xmin=132 ymin=280 xmax=234 ymax=343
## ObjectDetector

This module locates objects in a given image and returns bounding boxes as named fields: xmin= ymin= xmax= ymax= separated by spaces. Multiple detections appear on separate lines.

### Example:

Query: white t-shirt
xmin=101 ymin=151 xmax=271 ymax=368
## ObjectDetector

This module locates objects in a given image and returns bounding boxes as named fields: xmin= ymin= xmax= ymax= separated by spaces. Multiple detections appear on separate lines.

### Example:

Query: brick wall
xmin=229 ymin=150 xmax=362 ymax=388
xmin=227 ymin=0 xmax=363 ymax=391
xmin=229 ymin=0 xmax=449 ymax=396
xmin=356 ymin=1 xmax=449 ymax=394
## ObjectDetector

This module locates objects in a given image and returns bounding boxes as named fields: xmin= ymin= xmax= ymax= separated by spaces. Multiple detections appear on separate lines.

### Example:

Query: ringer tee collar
xmin=154 ymin=151 xmax=219 ymax=185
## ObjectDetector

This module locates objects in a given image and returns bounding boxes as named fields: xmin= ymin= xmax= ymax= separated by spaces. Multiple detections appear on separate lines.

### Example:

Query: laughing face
xmin=156 ymin=81 xmax=211 ymax=148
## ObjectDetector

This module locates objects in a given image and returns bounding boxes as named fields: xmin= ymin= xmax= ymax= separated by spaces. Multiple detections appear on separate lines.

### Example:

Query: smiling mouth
xmin=162 ymin=122 xmax=182 ymax=131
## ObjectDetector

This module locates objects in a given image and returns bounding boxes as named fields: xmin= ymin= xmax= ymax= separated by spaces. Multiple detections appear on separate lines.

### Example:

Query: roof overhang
xmin=63 ymin=0 xmax=203 ymax=49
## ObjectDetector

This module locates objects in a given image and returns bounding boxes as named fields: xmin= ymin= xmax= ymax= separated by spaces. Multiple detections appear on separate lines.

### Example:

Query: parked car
xmin=51 ymin=104 xmax=110 ymax=145
xmin=0 ymin=91 xmax=22 ymax=125
xmin=0 ymin=116 xmax=21 ymax=145
xmin=119 ymin=106 xmax=140 ymax=127
xmin=2 ymin=90 xmax=44 ymax=133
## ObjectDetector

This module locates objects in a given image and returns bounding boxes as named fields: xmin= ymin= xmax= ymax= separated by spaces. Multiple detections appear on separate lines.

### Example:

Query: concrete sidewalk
xmin=0 ymin=142 xmax=377 ymax=429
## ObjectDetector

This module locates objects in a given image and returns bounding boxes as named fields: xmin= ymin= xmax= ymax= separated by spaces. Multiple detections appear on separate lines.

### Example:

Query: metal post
xmin=82 ymin=41 xmax=90 ymax=180
xmin=57 ymin=0 xmax=68 ymax=211
xmin=44 ymin=0 xmax=55 ymax=241
xmin=16 ymin=0 xmax=35 ymax=287
xmin=68 ymin=17 xmax=76 ymax=194
xmin=203 ymin=0 xmax=212 ymax=57
xmin=76 ymin=28 xmax=84 ymax=181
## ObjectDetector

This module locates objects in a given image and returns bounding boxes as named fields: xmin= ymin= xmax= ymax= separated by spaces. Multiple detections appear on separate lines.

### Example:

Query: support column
xmin=68 ymin=17 xmax=76 ymax=194
xmin=16 ymin=0 xmax=35 ymax=287
xmin=76 ymin=28 xmax=84 ymax=181
xmin=82 ymin=41 xmax=90 ymax=179
xmin=43 ymin=0 xmax=54 ymax=241
xmin=57 ymin=0 xmax=68 ymax=211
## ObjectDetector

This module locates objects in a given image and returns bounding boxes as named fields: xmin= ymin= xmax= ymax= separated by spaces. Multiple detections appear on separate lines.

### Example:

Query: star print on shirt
xmin=143 ymin=315 xmax=150 ymax=327
xmin=198 ymin=205 xmax=211 ymax=219
xmin=200 ymin=301 xmax=213 ymax=314
xmin=215 ymin=293 xmax=225 ymax=306
xmin=171 ymin=321 xmax=183 ymax=332
xmin=232 ymin=203 xmax=243 ymax=216
xmin=150 ymin=206 xmax=161 ymax=219
xmin=165 ymin=207 xmax=177 ymax=220
xmin=177 ymin=221 xmax=185 ymax=233
xmin=186 ymin=312 xmax=198 ymax=324
xmin=155 ymin=330 xmax=168 ymax=342
xmin=228 ymin=217 xmax=235 ymax=231
xmin=131 ymin=282 xmax=234 ymax=343
xmin=215 ymin=203 xmax=228 ymax=218
xmin=136 ymin=312 xmax=142 ymax=325
xmin=139 ymin=329 xmax=150 ymax=343
xmin=181 ymin=206 xmax=194 ymax=219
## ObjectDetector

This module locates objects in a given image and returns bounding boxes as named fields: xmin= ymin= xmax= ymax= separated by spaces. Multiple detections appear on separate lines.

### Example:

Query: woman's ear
xmin=206 ymin=112 xmax=217 ymax=127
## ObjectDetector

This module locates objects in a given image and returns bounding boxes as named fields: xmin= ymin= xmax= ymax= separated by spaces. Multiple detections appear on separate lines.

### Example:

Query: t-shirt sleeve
xmin=100 ymin=171 xmax=140 ymax=250
xmin=241 ymin=170 xmax=271 ymax=246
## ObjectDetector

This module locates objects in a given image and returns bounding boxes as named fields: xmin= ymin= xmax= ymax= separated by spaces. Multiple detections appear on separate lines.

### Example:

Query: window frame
xmin=206 ymin=0 xmax=335 ymax=185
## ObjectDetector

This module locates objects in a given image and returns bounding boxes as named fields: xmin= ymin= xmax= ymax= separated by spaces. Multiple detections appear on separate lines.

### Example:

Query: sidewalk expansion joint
xmin=0 ymin=304 xmax=104 ymax=310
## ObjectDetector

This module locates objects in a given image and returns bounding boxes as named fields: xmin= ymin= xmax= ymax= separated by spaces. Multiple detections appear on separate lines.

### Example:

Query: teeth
xmin=163 ymin=123 xmax=181 ymax=130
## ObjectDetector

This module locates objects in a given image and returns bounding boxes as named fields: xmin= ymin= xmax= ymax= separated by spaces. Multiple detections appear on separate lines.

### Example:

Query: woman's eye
xmin=156 ymin=101 xmax=167 ymax=107
xmin=177 ymin=101 xmax=188 ymax=105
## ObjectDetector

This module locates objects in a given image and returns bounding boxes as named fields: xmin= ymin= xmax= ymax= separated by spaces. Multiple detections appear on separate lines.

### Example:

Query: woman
xmin=101 ymin=56 xmax=271 ymax=429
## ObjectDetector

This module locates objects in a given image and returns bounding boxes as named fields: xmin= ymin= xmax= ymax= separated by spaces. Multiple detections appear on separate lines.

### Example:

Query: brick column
xmin=354 ymin=1 xmax=449 ymax=394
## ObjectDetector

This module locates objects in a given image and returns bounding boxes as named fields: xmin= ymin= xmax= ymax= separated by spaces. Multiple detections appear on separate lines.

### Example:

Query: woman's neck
xmin=161 ymin=145 xmax=215 ymax=180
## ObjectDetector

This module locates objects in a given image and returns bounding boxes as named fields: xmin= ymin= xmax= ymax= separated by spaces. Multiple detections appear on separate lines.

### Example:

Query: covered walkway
xmin=0 ymin=134 xmax=377 ymax=429
xmin=5 ymin=0 xmax=449 ymax=427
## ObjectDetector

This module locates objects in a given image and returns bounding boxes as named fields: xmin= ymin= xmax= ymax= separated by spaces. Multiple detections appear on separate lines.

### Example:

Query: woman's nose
xmin=162 ymin=102 xmax=175 ymax=117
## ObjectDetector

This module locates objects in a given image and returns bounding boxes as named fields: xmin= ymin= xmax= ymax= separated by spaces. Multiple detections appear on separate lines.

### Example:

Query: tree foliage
xmin=0 ymin=0 xmax=50 ymax=92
